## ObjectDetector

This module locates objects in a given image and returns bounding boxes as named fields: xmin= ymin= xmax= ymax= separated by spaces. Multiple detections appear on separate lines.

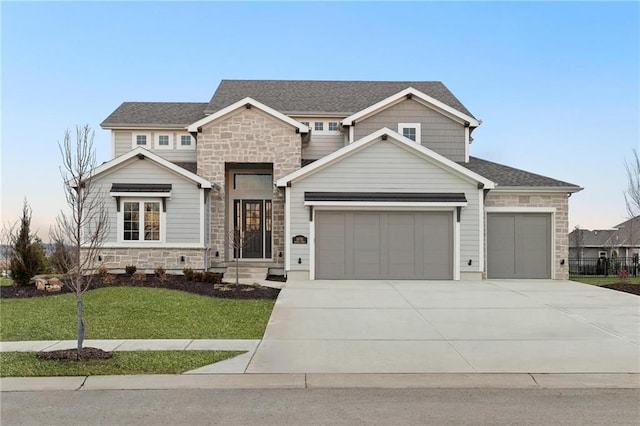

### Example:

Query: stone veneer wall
xmin=197 ymin=108 xmax=302 ymax=263
xmin=484 ymin=192 xmax=570 ymax=280
xmin=92 ymin=248 xmax=206 ymax=272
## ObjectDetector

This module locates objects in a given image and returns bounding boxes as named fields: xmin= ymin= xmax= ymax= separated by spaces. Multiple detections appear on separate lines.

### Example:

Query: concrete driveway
xmin=246 ymin=280 xmax=640 ymax=374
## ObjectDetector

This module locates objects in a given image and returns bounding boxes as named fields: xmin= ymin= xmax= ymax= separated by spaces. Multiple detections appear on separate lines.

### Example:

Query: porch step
xmin=224 ymin=266 xmax=269 ymax=281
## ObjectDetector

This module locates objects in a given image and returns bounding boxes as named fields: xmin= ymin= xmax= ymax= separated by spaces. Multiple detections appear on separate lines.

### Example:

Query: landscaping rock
xmin=47 ymin=277 xmax=61 ymax=286
xmin=45 ymin=284 xmax=62 ymax=292
xmin=35 ymin=278 xmax=47 ymax=291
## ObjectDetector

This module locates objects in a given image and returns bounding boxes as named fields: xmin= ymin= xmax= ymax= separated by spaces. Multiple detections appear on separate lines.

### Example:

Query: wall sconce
xmin=180 ymin=256 xmax=185 ymax=263
xmin=278 ymin=251 xmax=283 ymax=258
xmin=560 ymin=259 xmax=565 ymax=265
xmin=298 ymin=257 xmax=302 ymax=264
xmin=468 ymin=259 xmax=472 ymax=266
xmin=98 ymin=255 xmax=102 ymax=262
xmin=215 ymin=251 xmax=219 ymax=258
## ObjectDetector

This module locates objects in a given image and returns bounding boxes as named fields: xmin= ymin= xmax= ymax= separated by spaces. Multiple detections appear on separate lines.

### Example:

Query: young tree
xmin=624 ymin=149 xmax=640 ymax=275
xmin=8 ymin=200 xmax=47 ymax=286
xmin=227 ymin=228 xmax=256 ymax=285
xmin=50 ymin=125 xmax=108 ymax=351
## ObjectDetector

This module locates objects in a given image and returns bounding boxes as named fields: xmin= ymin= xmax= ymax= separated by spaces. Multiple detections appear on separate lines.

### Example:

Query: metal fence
xmin=569 ymin=257 xmax=639 ymax=277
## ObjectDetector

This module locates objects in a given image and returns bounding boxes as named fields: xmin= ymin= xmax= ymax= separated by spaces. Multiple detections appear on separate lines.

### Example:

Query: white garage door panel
xmin=315 ymin=211 xmax=453 ymax=280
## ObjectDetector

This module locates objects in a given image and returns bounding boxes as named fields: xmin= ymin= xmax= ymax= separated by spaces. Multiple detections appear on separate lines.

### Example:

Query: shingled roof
xmin=101 ymin=102 xmax=208 ymax=128
xmin=462 ymin=157 xmax=581 ymax=188
xmin=205 ymin=80 xmax=475 ymax=117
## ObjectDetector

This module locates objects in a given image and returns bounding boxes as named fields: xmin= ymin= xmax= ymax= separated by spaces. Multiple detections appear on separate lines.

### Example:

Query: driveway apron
xmin=246 ymin=280 xmax=640 ymax=374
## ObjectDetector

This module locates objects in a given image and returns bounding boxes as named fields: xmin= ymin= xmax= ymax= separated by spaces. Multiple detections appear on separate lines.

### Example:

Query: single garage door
xmin=315 ymin=211 xmax=453 ymax=279
xmin=487 ymin=213 xmax=551 ymax=279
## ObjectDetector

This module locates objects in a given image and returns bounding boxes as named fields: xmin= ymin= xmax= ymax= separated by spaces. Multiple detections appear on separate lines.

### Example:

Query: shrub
xmin=202 ymin=272 xmax=222 ymax=284
xmin=192 ymin=271 xmax=204 ymax=282
xmin=125 ymin=265 xmax=137 ymax=276
xmin=132 ymin=271 xmax=146 ymax=282
xmin=97 ymin=265 xmax=109 ymax=277
xmin=617 ymin=269 xmax=630 ymax=284
xmin=49 ymin=240 xmax=72 ymax=274
xmin=8 ymin=201 xmax=48 ymax=286
xmin=183 ymin=268 xmax=194 ymax=281
xmin=154 ymin=266 xmax=167 ymax=282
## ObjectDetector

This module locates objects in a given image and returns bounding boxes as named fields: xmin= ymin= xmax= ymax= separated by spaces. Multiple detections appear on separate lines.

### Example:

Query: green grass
xmin=0 ymin=350 xmax=244 ymax=377
xmin=1 ymin=286 xmax=275 ymax=341
xmin=570 ymin=276 xmax=640 ymax=286
xmin=0 ymin=277 xmax=13 ymax=286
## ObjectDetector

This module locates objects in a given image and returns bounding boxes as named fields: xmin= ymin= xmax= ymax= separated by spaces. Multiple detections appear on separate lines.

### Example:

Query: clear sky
xmin=1 ymin=1 xmax=639 ymax=240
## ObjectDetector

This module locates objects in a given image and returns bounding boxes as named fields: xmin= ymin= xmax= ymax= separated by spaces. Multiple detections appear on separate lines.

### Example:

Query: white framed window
xmin=314 ymin=122 xmax=324 ymax=131
xmin=121 ymin=199 xmax=164 ymax=242
xmin=598 ymin=251 xmax=607 ymax=258
xmin=177 ymin=133 xmax=195 ymax=150
xmin=398 ymin=123 xmax=421 ymax=144
xmin=132 ymin=133 xmax=150 ymax=148
xmin=300 ymin=121 xmax=310 ymax=127
xmin=328 ymin=121 xmax=339 ymax=131
xmin=155 ymin=133 xmax=172 ymax=150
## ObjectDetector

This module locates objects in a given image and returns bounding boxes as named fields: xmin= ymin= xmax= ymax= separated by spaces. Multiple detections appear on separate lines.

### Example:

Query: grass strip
xmin=0 ymin=350 xmax=244 ymax=377
xmin=1 ymin=286 xmax=275 ymax=341
xmin=570 ymin=276 xmax=640 ymax=286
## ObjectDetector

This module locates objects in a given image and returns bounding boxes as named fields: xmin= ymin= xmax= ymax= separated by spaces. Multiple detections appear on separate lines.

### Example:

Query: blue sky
xmin=1 ymin=1 xmax=638 ymax=239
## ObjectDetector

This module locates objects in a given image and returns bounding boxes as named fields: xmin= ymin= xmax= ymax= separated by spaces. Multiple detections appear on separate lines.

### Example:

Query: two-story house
xmin=94 ymin=80 xmax=581 ymax=280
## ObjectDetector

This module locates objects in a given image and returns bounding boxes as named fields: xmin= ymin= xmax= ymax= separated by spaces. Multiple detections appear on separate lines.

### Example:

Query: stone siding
xmin=91 ymin=248 xmax=206 ymax=272
xmin=485 ymin=192 xmax=570 ymax=279
xmin=197 ymin=108 xmax=302 ymax=262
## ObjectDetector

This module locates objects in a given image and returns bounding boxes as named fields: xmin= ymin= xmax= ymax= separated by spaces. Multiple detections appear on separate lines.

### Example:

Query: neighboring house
xmin=570 ymin=216 xmax=640 ymax=259
xmin=95 ymin=80 xmax=581 ymax=280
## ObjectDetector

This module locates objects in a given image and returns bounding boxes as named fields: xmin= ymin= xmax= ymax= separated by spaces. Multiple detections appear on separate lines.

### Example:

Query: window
xmin=314 ymin=122 xmax=324 ymax=131
xmin=177 ymin=134 xmax=195 ymax=150
xmin=122 ymin=200 xmax=161 ymax=242
xmin=133 ymin=133 xmax=149 ymax=148
xmin=328 ymin=122 xmax=339 ymax=131
xmin=398 ymin=123 xmax=421 ymax=144
xmin=233 ymin=174 xmax=272 ymax=191
xmin=598 ymin=251 xmax=607 ymax=258
xmin=300 ymin=121 xmax=310 ymax=127
xmin=155 ymin=134 xmax=171 ymax=149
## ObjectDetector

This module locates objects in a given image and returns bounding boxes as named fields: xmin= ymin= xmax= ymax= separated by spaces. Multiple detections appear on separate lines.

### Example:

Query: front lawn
xmin=0 ymin=350 xmax=243 ymax=377
xmin=0 ymin=286 xmax=275 ymax=341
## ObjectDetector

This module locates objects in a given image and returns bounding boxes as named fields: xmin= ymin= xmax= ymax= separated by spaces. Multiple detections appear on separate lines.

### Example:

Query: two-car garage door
xmin=315 ymin=211 xmax=453 ymax=280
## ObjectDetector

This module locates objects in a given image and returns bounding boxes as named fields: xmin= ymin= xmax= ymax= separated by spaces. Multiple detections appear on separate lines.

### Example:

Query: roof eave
xmin=492 ymin=186 xmax=584 ymax=193
xmin=100 ymin=123 xmax=194 ymax=130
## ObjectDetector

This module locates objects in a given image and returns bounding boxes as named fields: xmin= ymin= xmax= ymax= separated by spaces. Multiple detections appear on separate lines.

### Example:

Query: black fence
xmin=569 ymin=257 xmax=639 ymax=277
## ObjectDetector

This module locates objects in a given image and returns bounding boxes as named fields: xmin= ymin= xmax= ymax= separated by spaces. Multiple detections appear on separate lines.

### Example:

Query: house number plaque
xmin=292 ymin=235 xmax=308 ymax=244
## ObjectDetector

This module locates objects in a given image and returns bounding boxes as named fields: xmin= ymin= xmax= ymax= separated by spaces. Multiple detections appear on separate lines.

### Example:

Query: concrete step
xmin=224 ymin=266 xmax=268 ymax=280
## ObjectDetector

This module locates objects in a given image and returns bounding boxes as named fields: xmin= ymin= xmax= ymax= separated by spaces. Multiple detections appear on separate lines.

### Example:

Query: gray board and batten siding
xmin=352 ymin=99 xmax=466 ymax=162
xmin=92 ymin=157 xmax=202 ymax=245
xmin=287 ymin=136 xmax=481 ymax=275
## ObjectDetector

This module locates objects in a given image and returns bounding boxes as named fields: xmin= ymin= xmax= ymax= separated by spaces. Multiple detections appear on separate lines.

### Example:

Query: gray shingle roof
xmin=205 ymin=80 xmax=475 ymax=117
xmin=462 ymin=157 xmax=580 ymax=188
xmin=101 ymin=102 xmax=208 ymax=128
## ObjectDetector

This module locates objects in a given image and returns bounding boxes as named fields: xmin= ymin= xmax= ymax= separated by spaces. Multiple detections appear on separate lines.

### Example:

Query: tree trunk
xmin=77 ymin=297 xmax=85 ymax=351
xmin=235 ymin=258 xmax=239 ymax=285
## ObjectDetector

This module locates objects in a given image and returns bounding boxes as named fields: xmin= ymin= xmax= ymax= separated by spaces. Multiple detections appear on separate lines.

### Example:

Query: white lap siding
xmin=287 ymin=138 xmax=481 ymax=276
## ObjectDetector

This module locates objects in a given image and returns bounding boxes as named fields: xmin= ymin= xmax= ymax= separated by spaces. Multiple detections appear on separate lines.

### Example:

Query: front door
xmin=242 ymin=200 xmax=263 ymax=258
xmin=233 ymin=199 xmax=272 ymax=259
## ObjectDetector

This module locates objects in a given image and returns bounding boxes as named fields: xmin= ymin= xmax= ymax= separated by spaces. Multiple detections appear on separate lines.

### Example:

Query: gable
xmin=297 ymin=137 xmax=476 ymax=191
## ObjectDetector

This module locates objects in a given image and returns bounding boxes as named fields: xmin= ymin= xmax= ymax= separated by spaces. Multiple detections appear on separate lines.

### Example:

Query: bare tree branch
xmin=50 ymin=125 xmax=109 ymax=351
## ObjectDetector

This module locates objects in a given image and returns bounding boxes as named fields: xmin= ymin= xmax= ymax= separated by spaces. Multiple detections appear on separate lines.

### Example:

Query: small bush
xmin=125 ymin=265 xmax=137 ymax=276
xmin=97 ymin=265 xmax=109 ymax=278
xmin=154 ymin=266 xmax=167 ymax=282
xmin=101 ymin=273 xmax=115 ymax=285
xmin=132 ymin=271 xmax=146 ymax=282
xmin=617 ymin=269 xmax=630 ymax=284
xmin=192 ymin=271 xmax=204 ymax=282
xmin=183 ymin=268 xmax=194 ymax=281
xmin=202 ymin=272 xmax=222 ymax=284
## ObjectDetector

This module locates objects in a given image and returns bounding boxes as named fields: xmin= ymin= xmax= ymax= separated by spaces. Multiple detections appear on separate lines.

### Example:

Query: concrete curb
xmin=2 ymin=373 xmax=638 ymax=392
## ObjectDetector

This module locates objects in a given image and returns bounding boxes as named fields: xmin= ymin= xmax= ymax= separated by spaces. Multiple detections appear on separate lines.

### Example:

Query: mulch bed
xmin=601 ymin=283 xmax=640 ymax=296
xmin=0 ymin=274 xmax=281 ymax=300
xmin=36 ymin=347 xmax=113 ymax=361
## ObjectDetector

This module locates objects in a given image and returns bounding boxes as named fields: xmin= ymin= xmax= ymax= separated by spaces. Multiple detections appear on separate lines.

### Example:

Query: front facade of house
xmin=95 ymin=80 xmax=581 ymax=280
